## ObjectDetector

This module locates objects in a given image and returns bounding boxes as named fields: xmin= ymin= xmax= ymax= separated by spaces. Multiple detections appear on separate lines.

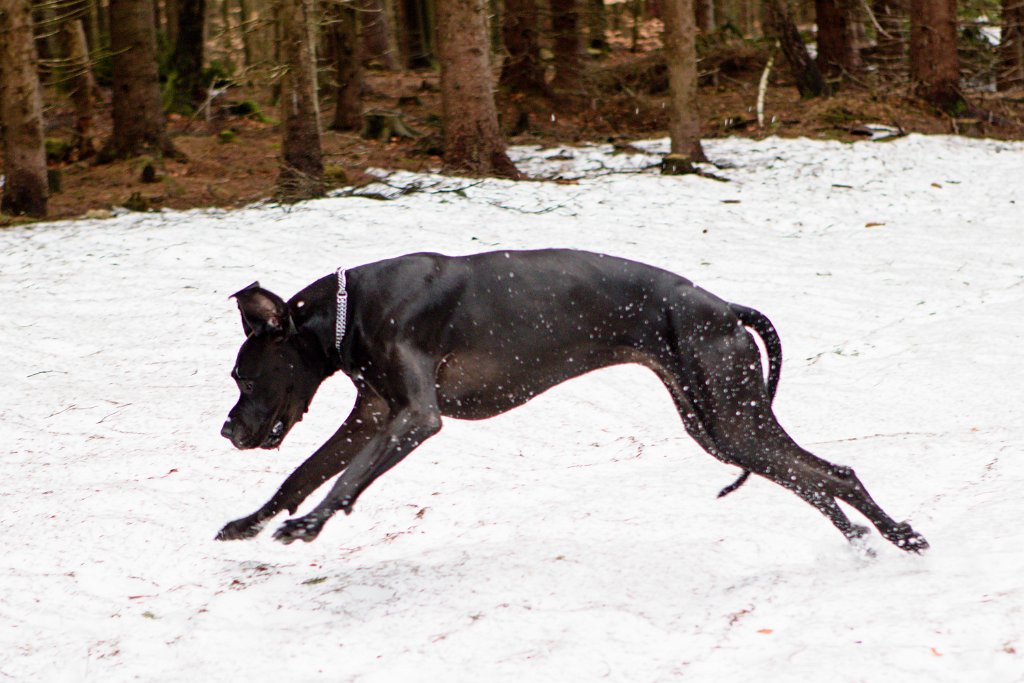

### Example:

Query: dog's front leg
xmin=271 ymin=405 xmax=442 ymax=544
xmin=216 ymin=391 xmax=388 ymax=541
xmin=273 ymin=348 xmax=443 ymax=544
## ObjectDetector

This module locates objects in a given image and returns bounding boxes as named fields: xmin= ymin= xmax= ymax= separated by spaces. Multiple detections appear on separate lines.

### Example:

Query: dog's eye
xmin=237 ymin=378 xmax=256 ymax=394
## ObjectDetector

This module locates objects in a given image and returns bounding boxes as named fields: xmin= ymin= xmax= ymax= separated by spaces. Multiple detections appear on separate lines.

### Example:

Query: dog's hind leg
xmin=741 ymin=439 xmax=925 ymax=551
xmin=716 ymin=303 xmax=784 ymax=498
xmin=664 ymin=322 xmax=928 ymax=552
xmin=659 ymin=365 xmax=867 ymax=541
xmin=216 ymin=391 xmax=388 ymax=541
xmin=651 ymin=358 xmax=767 ymax=504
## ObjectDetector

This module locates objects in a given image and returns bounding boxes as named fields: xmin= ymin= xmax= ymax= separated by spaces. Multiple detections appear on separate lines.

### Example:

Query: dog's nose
xmin=220 ymin=420 xmax=234 ymax=440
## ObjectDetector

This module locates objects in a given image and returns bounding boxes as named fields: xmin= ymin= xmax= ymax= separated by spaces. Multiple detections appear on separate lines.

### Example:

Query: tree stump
xmin=661 ymin=153 xmax=696 ymax=175
xmin=140 ymin=162 xmax=160 ymax=183
xmin=360 ymin=109 xmax=421 ymax=140
xmin=123 ymin=192 xmax=150 ymax=212
xmin=953 ymin=118 xmax=982 ymax=137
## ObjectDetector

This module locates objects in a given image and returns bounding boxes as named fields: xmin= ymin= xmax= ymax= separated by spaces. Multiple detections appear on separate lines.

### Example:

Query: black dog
xmin=217 ymin=249 xmax=928 ymax=552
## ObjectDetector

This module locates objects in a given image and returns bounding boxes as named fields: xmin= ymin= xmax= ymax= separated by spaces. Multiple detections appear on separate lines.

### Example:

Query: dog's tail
xmin=729 ymin=302 xmax=782 ymax=400
xmin=717 ymin=470 xmax=750 ymax=498
xmin=717 ymin=303 xmax=783 ymax=499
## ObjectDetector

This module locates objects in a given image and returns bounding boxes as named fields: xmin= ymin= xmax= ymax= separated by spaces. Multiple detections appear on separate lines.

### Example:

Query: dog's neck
xmin=286 ymin=272 xmax=351 ymax=380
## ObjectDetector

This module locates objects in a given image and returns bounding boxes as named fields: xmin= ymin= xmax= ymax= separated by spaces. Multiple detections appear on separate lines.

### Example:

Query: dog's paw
xmin=845 ymin=525 xmax=878 ymax=559
xmin=215 ymin=515 xmax=265 ymax=541
xmin=889 ymin=521 xmax=929 ymax=553
xmin=896 ymin=532 xmax=929 ymax=553
xmin=272 ymin=516 xmax=324 ymax=545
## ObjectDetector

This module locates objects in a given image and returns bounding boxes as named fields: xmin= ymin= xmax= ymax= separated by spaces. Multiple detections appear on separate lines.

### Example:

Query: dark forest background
xmin=1 ymin=0 xmax=1022 ymax=222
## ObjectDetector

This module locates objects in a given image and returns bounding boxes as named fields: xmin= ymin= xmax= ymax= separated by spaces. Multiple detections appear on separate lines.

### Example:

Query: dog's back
xmin=344 ymin=249 xmax=735 ymax=419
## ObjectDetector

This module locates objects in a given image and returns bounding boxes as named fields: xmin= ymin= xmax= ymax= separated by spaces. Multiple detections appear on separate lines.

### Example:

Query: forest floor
xmin=8 ymin=33 xmax=1024 ymax=224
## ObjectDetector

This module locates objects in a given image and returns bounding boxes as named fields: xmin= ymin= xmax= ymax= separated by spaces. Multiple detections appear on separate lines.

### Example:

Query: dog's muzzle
xmin=220 ymin=418 xmax=249 ymax=449
xmin=221 ymin=417 xmax=286 ymax=450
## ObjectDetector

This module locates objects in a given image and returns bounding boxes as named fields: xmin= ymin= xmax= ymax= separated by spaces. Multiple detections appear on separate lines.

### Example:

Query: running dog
xmin=217 ymin=249 xmax=928 ymax=552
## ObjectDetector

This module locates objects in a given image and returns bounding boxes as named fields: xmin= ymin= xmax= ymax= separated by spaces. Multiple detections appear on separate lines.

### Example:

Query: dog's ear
xmin=231 ymin=281 xmax=294 ymax=337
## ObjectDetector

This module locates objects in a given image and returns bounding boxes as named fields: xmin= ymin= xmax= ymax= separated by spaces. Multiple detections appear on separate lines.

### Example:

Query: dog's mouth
xmin=259 ymin=419 xmax=287 ymax=449
xmin=253 ymin=393 xmax=309 ymax=450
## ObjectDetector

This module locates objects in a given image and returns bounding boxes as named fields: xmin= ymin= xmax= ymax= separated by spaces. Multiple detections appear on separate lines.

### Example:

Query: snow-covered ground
xmin=1 ymin=135 xmax=1022 ymax=682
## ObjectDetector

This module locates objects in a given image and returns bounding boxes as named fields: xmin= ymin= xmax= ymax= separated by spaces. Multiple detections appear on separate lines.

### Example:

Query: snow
xmin=1 ymin=134 xmax=1023 ymax=681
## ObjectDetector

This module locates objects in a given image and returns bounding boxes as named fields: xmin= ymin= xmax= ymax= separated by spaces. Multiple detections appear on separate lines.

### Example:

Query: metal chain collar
xmin=335 ymin=267 xmax=348 ymax=354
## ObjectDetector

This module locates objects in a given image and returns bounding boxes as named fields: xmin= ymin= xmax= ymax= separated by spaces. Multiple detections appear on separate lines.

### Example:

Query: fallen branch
xmin=526 ymin=156 xmax=663 ymax=181
xmin=757 ymin=42 xmax=779 ymax=129
xmin=333 ymin=175 xmax=485 ymax=201
xmin=858 ymin=0 xmax=895 ymax=40
xmin=485 ymin=201 xmax=571 ymax=215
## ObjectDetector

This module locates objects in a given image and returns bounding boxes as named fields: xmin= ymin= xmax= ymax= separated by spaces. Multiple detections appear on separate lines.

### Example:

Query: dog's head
xmin=220 ymin=282 xmax=328 ymax=450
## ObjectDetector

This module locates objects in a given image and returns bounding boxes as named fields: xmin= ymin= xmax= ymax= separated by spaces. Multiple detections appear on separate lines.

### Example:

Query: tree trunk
xmin=61 ymin=18 xmax=98 ymax=158
xmin=84 ymin=0 xmax=103 ymax=55
xmin=489 ymin=0 xmax=502 ymax=51
xmin=815 ymin=0 xmax=860 ymax=79
xmin=237 ymin=0 xmax=255 ymax=67
xmin=98 ymin=0 xmax=180 ymax=162
xmin=34 ymin=1 xmax=61 ymax=84
xmin=695 ymin=0 xmax=714 ymax=33
xmin=0 ymin=0 xmax=48 ymax=216
xmin=588 ymin=0 xmax=610 ymax=51
xmin=998 ymin=0 xmax=1024 ymax=90
xmin=99 ymin=0 xmax=111 ymax=47
xmin=220 ymin=0 xmax=234 ymax=62
xmin=737 ymin=0 xmax=756 ymax=38
xmin=627 ymin=0 xmax=641 ymax=51
xmin=166 ymin=0 xmax=180 ymax=50
xmin=361 ymin=0 xmax=399 ymax=68
xmin=276 ymin=0 xmax=324 ymax=200
xmin=499 ymin=0 xmax=549 ymax=95
xmin=663 ymin=0 xmax=707 ymax=163
xmin=154 ymin=0 xmax=164 ymax=37
xmin=909 ymin=0 xmax=964 ymax=112
xmin=550 ymin=0 xmax=585 ymax=94
xmin=436 ymin=0 xmax=520 ymax=177
xmin=325 ymin=0 xmax=364 ymax=130
xmin=169 ymin=0 xmax=207 ymax=111
xmin=762 ymin=0 xmax=829 ymax=97
xmin=869 ymin=0 xmax=906 ymax=75
xmin=401 ymin=0 xmax=437 ymax=68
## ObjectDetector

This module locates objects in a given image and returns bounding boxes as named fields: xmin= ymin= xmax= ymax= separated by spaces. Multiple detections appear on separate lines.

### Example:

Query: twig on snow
xmin=485 ymin=200 xmax=573 ymax=215
xmin=27 ymin=370 xmax=68 ymax=378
